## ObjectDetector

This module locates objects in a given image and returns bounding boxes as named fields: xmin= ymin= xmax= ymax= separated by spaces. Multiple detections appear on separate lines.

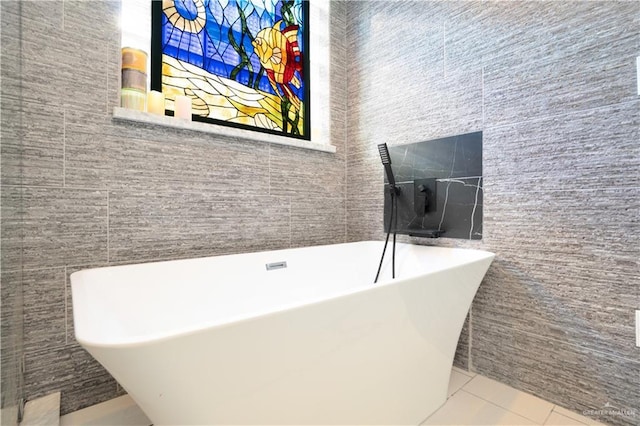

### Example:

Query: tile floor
xmin=59 ymin=367 xmax=608 ymax=426
xmin=424 ymin=367 xmax=608 ymax=425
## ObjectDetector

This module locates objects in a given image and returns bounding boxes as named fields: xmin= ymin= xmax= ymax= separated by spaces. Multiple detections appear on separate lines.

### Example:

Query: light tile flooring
xmin=59 ymin=367 xmax=608 ymax=426
xmin=59 ymin=395 xmax=151 ymax=426
xmin=425 ymin=367 xmax=608 ymax=425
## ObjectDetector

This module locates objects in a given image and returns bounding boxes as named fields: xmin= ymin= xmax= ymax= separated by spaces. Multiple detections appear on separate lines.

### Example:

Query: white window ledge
xmin=112 ymin=107 xmax=337 ymax=154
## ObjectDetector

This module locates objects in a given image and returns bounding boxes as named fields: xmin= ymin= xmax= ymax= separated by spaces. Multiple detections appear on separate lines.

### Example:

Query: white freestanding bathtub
xmin=71 ymin=241 xmax=494 ymax=425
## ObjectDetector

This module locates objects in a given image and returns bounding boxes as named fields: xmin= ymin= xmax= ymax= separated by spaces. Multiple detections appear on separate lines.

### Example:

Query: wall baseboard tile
xmin=20 ymin=392 xmax=60 ymax=426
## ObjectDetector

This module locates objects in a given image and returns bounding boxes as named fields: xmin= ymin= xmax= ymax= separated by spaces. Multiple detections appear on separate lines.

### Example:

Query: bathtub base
xmin=73 ymin=242 xmax=494 ymax=425
xmin=86 ymin=267 xmax=488 ymax=425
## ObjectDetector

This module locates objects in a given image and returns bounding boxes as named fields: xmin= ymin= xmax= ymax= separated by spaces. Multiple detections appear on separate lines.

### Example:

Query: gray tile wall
xmin=7 ymin=0 xmax=640 ymax=422
xmin=346 ymin=1 xmax=639 ymax=425
xmin=1 ymin=1 xmax=24 ymax=425
xmin=7 ymin=0 xmax=347 ymax=415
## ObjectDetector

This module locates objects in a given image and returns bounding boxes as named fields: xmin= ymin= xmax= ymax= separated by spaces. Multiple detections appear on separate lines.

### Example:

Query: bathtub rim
xmin=72 ymin=241 xmax=495 ymax=349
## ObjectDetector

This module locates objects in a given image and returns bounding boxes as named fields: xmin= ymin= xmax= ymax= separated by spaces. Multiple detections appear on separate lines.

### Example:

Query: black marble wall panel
xmin=390 ymin=133 xmax=483 ymax=182
xmin=383 ymin=132 xmax=483 ymax=239
xmin=346 ymin=1 xmax=640 ymax=425
xmin=10 ymin=0 xmax=349 ymax=415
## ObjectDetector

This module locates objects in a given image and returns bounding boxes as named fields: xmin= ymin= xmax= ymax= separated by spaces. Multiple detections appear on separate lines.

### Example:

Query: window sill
xmin=112 ymin=107 xmax=337 ymax=154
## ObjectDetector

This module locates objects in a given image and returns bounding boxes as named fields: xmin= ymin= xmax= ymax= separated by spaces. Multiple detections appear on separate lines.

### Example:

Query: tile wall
xmin=346 ymin=2 xmax=639 ymax=425
xmin=4 ymin=1 xmax=640 ymax=424
xmin=1 ymin=1 xmax=25 ymax=425
xmin=3 ymin=0 xmax=347 ymax=415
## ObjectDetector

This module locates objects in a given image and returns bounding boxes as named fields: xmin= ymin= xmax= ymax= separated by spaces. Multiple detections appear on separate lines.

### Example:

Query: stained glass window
xmin=151 ymin=0 xmax=310 ymax=140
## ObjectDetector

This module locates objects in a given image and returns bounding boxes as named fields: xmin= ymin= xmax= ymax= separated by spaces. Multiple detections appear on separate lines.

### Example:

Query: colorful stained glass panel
xmin=151 ymin=0 xmax=310 ymax=140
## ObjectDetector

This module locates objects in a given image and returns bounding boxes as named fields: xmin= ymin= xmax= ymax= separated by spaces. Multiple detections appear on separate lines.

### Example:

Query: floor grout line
xmin=457 ymin=389 xmax=542 ymax=422
xmin=452 ymin=366 xmax=475 ymax=378
xmin=458 ymin=374 xmax=555 ymax=425
xmin=541 ymin=404 xmax=556 ymax=425
xmin=62 ymin=369 xmax=597 ymax=426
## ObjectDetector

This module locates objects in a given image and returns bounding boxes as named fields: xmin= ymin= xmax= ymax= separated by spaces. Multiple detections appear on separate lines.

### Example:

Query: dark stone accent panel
xmin=389 ymin=132 xmax=482 ymax=182
xmin=383 ymin=132 xmax=483 ymax=239
xmin=384 ymin=177 xmax=483 ymax=239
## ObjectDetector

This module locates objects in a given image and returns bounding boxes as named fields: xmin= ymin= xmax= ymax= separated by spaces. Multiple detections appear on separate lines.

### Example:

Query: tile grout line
xmin=268 ymin=143 xmax=271 ymax=196
xmin=105 ymin=40 xmax=110 ymax=116
xmin=343 ymin=20 xmax=348 ymax=243
xmin=6 ymin=183 xmax=639 ymax=194
xmin=456 ymin=388 xmax=545 ymax=425
xmin=468 ymin=306 xmax=473 ymax=371
xmin=461 ymin=377 xmax=554 ymax=425
xmin=481 ymin=66 xmax=485 ymax=125
xmin=443 ymin=22 xmax=446 ymax=79
xmin=484 ymin=97 xmax=639 ymax=132
xmin=288 ymin=196 xmax=292 ymax=248
xmin=63 ymin=109 xmax=66 ymax=188
xmin=107 ymin=191 xmax=110 ymax=264
xmin=452 ymin=366 xmax=475 ymax=379
xmin=552 ymin=406 xmax=601 ymax=426
xmin=541 ymin=405 xmax=557 ymax=425
xmin=477 ymin=322 xmax=640 ymax=366
xmin=64 ymin=265 xmax=68 ymax=345
xmin=486 ymin=185 xmax=640 ymax=196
